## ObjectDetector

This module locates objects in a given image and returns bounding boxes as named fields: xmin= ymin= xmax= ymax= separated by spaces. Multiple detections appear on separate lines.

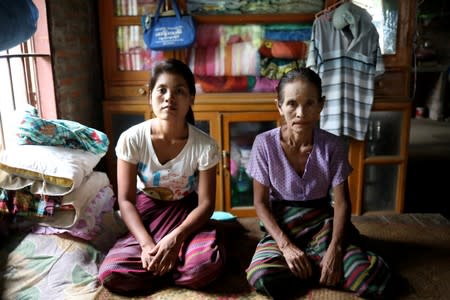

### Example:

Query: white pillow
xmin=0 ymin=144 xmax=102 ymax=195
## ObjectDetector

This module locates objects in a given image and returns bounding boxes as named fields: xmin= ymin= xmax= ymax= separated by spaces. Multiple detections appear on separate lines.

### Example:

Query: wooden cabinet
xmin=98 ymin=0 xmax=321 ymax=216
xmin=99 ymin=0 xmax=415 ymax=216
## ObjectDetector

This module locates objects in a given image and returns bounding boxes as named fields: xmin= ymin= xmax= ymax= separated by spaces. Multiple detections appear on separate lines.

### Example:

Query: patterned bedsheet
xmin=0 ymin=232 xmax=104 ymax=300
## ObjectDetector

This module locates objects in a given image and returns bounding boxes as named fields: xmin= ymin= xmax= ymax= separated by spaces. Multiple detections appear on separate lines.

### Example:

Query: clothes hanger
xmin=315 ymin=0 xmax=351 ymax=19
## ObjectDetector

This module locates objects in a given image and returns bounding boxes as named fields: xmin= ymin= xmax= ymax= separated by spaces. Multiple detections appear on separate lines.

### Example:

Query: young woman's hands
xmin=143 ymin=233 xmax=182 ymax=276
xmin=140 ymin=243 xmax=157 ymax=271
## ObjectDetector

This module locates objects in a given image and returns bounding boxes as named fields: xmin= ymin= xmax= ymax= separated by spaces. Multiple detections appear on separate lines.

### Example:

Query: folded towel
xmin=259 ymin=40 xmax=308 ymax=59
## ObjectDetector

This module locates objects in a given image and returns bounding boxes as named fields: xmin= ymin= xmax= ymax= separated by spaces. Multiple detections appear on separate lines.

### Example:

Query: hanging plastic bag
xmin=0 ymin=0 xmax=39 ymax=51
xmin=142 ymin=0 xmax=196 ymax=51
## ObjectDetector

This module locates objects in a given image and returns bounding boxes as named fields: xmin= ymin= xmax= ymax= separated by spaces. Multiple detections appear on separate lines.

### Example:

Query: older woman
xmin=245 ymin=68 xmax=391 ymax=299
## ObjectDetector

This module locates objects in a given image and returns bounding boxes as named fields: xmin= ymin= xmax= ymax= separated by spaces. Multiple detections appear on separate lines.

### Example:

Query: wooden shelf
xmin=192 ymin=13 xmax=316 ymax=24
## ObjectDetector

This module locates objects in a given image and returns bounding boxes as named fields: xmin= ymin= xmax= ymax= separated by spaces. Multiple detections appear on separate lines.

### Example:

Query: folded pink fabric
xmin=195 ymin=76 xmax=252 ymax=93
xmin=194 ymin=24 xmax=223 ymax=47
xmin=189 ymin=42 xmax=260 ymax=76
xmin=253 ymin=76 xmax=279 ymax=92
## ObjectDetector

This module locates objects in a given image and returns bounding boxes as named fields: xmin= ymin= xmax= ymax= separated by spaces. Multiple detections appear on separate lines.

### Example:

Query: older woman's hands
xmin=319 ymin=244 xmax=343 ymax=286
xmin=281 ymin=243 xmax=313 ymax=279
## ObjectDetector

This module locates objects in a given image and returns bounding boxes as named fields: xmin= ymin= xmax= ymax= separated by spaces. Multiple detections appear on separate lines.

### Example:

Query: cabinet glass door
xmin=365 ymin=110 xmax=403 ymax=157
xmin=116 ymin=26 xmax=167 ymax=72
xmin=222 ymin=112 xmax=280 ymax=217
xmin=114 ymin=0 xmax=157 ymax=16
xmin=99 ymin=0 xmax=168 ymax=85
xmin=116 ymin=25 xmax=147 ymax=72
xmin=193 ymin=111 xmax=220 ymax=146
xmin=362 ymin=164 xmax=398 ymax=213
xmin=193 ymin=111 xmax=220 ymax=137
xmin=359 ymin=102 xmax=410 ymax=214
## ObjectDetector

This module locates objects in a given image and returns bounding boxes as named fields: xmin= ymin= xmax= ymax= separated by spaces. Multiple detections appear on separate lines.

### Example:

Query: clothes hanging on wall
xmin=306 ymin=2 xmax=384 ymax=141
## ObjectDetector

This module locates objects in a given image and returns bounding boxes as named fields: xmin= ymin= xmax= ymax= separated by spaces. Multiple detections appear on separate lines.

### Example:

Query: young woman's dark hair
xmin=276 ymin=67 xmax=323 ymax=106
xmin=149 ymin=58 xmax=196 ymax=125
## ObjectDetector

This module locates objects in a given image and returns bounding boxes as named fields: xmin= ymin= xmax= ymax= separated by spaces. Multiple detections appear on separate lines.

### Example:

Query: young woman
xmin=98 ymin=59 xmax=225 ymax=294
xmin=245 ymin=68 xmax=391 ymax=299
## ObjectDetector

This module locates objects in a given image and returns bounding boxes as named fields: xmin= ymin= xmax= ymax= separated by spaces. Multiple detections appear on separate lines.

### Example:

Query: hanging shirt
xmin=306 ymin=3 xmax=384 ymax=141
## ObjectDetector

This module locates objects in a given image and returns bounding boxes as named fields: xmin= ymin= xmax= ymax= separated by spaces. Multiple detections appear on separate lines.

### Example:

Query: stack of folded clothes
xmin=188 ymin=23 xmax=313 ymax=93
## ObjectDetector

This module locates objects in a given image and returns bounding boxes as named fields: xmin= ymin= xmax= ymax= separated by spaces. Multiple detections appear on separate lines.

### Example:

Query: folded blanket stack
xmin=190 ymin=24 xmax=278 ymax=93
xmin=0 ymin=106 xmax=116 ymax=241
xmin=186 ymin=0 xmax=324 ymax=14
xmin=259 ymin=24 xmax=313 ymax=80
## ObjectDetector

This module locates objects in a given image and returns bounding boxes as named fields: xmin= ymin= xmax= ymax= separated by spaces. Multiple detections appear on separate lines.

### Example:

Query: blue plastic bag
xmin=142 ymin=0 xmax=195 ymax=51
xmin=0 ymin=0 xmax=39 ymax=51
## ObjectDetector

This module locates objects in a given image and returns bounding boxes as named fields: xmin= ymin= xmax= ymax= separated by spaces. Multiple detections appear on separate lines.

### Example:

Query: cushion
xmin=211 ymin=211 xmax=237 ymax=222
xmin=15 ymin=106 xmax=109 ymax=156
xmin=0 ymin=145 xmax=102 ymax=195
xmin=0 ymin=233 xmax=102 ymax=299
